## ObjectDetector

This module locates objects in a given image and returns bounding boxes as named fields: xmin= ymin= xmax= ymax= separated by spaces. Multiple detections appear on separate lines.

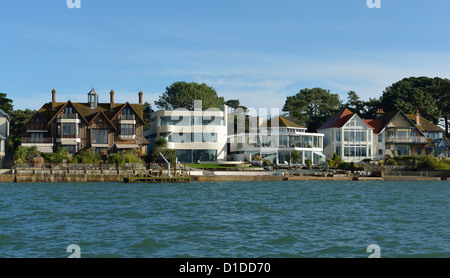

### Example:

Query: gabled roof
xmin=38 ymin=100 xmax=144 ymax=125
xmin=363 ymin=119 xmax=383 ymax=134
xmin=405 ymin=114 xmax=444 ymax=132
xmin=87 ymin=111 xmax=118 ymax=131
xmin=318 ymin=108 xmax=355 ymax=129
xmin=378 ymin=110 xmax=424 ymax=136
xmin=261 ymin=116 xmax=306 ymax=129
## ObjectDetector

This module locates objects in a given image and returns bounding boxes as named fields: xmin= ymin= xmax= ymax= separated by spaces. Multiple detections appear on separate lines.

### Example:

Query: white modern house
xmin=228 ymin=116 xmax=326 ymax=165
xmin=146 ymin=102 xmax=228 ymax=163
xmin=0 ymin=108 xmax=10 ymax=166
xmin=318 ymin=108 xmax=375 ymax=163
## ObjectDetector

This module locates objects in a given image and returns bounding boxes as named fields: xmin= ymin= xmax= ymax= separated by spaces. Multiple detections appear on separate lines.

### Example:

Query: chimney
xmin=415 ymin=110 xmax=421 ymax=125
xmin=52 ymin=89 xmax=56 ymax=111
xmin=110 ymin=90 xmax=115 ymax=109
xmin=376 ymin=108 xmax=384 ymax=119
xmin=139 ymin=91 xmax=143 ymax=105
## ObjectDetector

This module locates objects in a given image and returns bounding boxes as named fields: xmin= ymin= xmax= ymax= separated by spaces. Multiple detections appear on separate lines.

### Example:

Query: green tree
xmin=143 ymin=101 xmax=154 ymax=131
xmin=346 ymin=91 xmax=365 ymax=115
xmin=0 ymin=93 xmax=13 ymax=114
xmin=9 ymin=109 xmax=36 ymax=150
xmin=380 ymin=77 xmax=442 ymax=124
xmin=283 ymin=87 xmax=342 ymax=132
xmin=226 ymin=99 xmax=247 ymax=112
xmin=155 ymin=81 xmax=225 ymax=110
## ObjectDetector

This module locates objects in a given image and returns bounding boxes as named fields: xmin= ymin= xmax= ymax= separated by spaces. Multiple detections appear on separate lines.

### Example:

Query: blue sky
xmin=1 ymin=0 xmax=450 ymax=112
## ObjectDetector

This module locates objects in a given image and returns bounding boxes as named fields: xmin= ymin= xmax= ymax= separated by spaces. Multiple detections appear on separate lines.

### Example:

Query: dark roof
xmin=38 ymin=101 xmax=144 ymax=125
xmin=363 ymin=119 xmax=383 ymax=134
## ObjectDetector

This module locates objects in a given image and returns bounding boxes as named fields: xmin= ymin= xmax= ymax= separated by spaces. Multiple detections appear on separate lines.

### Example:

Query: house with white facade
xmin=318 ymin=108 xmax=375 ymax=163
xmin=0 ymin=108 xmax=10 ymax=165
xmin=228 ymin=116 xmax=325 ymax=165
xmin=319 ymin=108 xmax=447 ymax=162
xmin=146 ymin=102 xmax=228 ymax=163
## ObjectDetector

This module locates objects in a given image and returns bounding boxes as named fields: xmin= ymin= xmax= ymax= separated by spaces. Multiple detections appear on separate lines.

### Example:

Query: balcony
xmin=57 ymin=113 xmax=81 ymax=123
xmin=21 ymin=137 xmax=53 ymax=153
xmin=56 ymin=135 xmax=81 ymax=144
xmin=22 ymin=137 xmax=53 ymax=144
xmin=386 ymin=136 xmax=427 ymax=144
xmin=119 ymin=114 xmax=136 ymax=124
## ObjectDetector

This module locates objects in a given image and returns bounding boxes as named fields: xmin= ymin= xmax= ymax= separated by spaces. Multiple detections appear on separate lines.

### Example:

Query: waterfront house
xmin=318 ymin=108 xmax=375 ymax=163
xmin=0 ymin=108 xmax=10 ymax=166
xmin=320 ymin=108 xmax=447 ymax=162
xmin=228 ymin=116 xmax=326 ymax=165
xmin=21 ymin=88 xmax=147 ymax=155
xmin=146 ymin=102 xmax=228 ymax=163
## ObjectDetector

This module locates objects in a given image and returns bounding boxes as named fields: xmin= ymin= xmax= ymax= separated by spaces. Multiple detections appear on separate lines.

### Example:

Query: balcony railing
xmin=60 ymin=135 xmax=81 ymax=139
xmin=22 ymin=137 xmax=53 ymax=144
xmin=386 ymin=136 xmax=427 ymax=143
xmin=120 ymin=114 xmax=135 ymax=121
xmin=58 ymin=113 xmax=78 ymax=119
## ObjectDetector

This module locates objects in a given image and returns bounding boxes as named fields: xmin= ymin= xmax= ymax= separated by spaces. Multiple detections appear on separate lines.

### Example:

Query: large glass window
xmin=344 ymin=145 xmax=369 ymax=157
xmin=344 ymin=130 xmax=366 ymax=142
xmin=62 ymin=123 xmax=76 ymax=137
xmin=169 ymin=133 xmax=218 ymax=143
xmin=176 ymin=150 xmax=192 ymax=163
xmin=121 ymin=124 xmax=134 ymax=135
xmin=92 ymin=129 xmax=109 ymax=144
xmin=193 ymin=150 xmax=217 ymax=162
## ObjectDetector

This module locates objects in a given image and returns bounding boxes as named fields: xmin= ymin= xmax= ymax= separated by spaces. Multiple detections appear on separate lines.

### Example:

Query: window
xmin=64 ymin=106 xmax=73 ymax=114
xmin=396 ymin=145 xmax=410 ymax=156
xmin=397 ymin=131 xmax=409 ymax=138
xmin=62 ymin=123 xmax=76 ymax=137
xmin=92 ymin=129 xmax=109 ymax=144
xmin=378 ymin=134 xmax=383 ymax=142
xmin=335 ymin=130 xmax=341 ymax=141
xmin=344 ymin=145 xmax=368 ymax=157
xmin=336 ymin=146 xmax=341 ymax=157
xmin=123 ymin=108 xmax=131 ymax=115
xmin=62 ymin=145 xmax=76 ymax=155
xmin=121 ymin=124 xmax=134 ymax=135
xmin=35 ymin=117 xmax=40 ymax=124
xmin=193 ymin=150 xmax=217 ymax=162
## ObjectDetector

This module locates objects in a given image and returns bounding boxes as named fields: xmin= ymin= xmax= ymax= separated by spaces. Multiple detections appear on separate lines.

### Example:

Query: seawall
xmin=0 ymin=173 xmax=447 ymax=183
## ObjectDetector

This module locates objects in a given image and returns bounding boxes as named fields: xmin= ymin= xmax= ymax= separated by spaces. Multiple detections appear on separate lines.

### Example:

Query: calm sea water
xmin=0 ymin=180 xmax=448 ymax=258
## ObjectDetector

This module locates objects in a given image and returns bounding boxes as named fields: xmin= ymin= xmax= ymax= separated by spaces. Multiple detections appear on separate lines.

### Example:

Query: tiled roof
xmin=262 ymin=116 xmax=306 ymax=129
xmin=363 ymin=119 xmax=383 ymax=134
xmin=405 ymin=114 xmax=444 ymax=132
xmin=38 ymin=101 xmax=144 ymax=124
xmin=318 ymin=108 xmax=354 ymax=129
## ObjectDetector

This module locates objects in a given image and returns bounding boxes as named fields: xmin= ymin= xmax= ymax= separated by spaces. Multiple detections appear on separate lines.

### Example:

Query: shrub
xmin=124 ymin=149 xmax=141 ymax=163
xmin=106 ymin=153 xmax=124 ymax=164
xmin=417 ymin=155 xmax=450 ymax=170
xmin=15 ymin=146 xmax=41 ymax=163
xmin=339 ymin=162 xmax=350 ymax=170
xmin=263 ymin=159 xmax=271 ymax=167
xmin=305 ymin=158 xmax=312 ymax=169
xmin=76 ymin=148 xmax=100 ymax=164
